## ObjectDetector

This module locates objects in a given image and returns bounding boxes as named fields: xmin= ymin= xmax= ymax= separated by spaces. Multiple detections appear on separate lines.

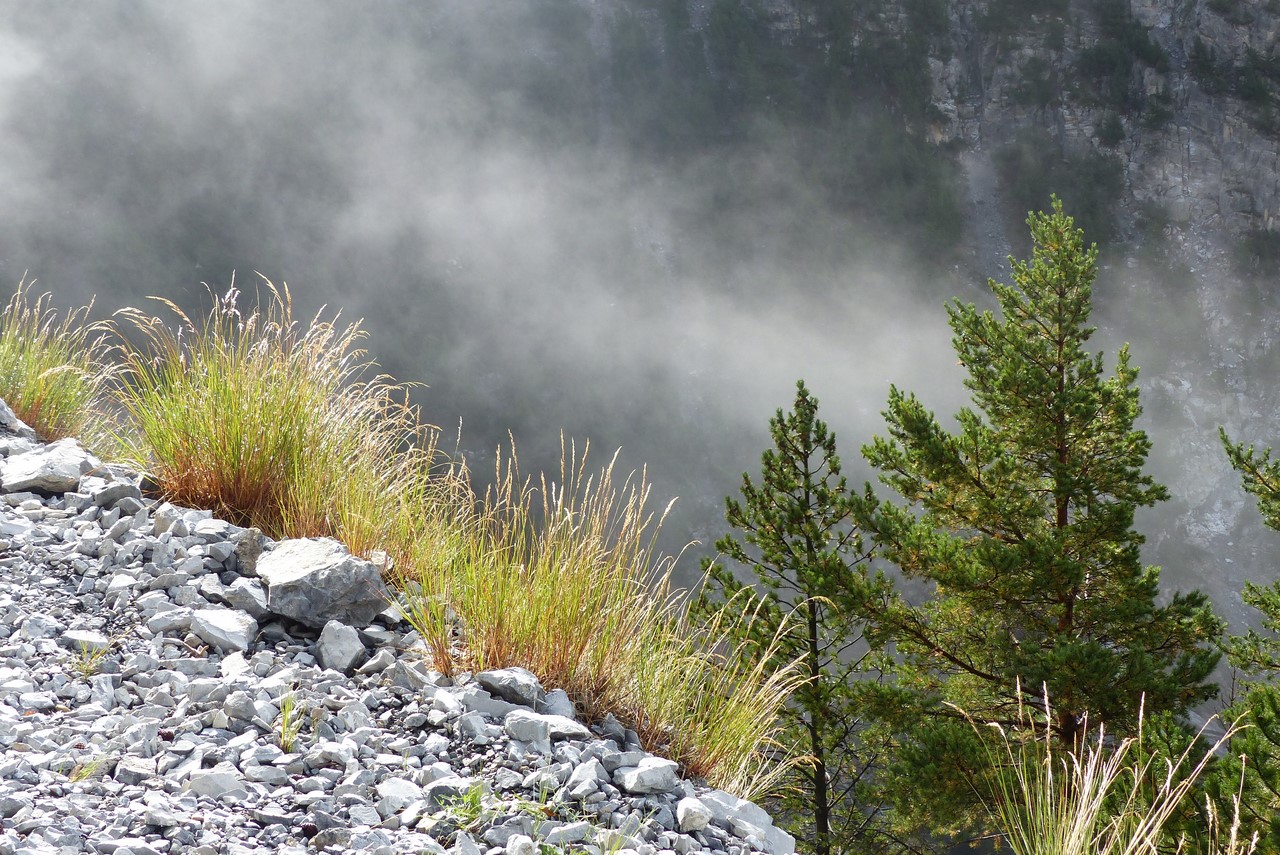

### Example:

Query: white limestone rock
xmin=185 ymin=763 xmax=249 ymax=802
xmin=60 ymin=629 xmax=109 ymax=653
xmin=676 ymin=796 xmax=712 ymax=832
xmin=376 ymin=777 xmax=424 ymax=815
xmin=190 ymin=608 xmax=257 ymax=653
xmin=114 ymin=755 xmax=156 ymax=786
xmin=538 ymin=688 xmax=575 ymax=719
xmin=700 ymin=789 xmax=796 ymax=855
xmin=475 ymin=667 xmax=544 ymax=708
xmin=614 ymin=756 xmax=680 ymax=794
xmin=224 ymin=578 xmax=269 ymax=619
xmin=2 ymin=438 xmax=101 ymax=494
xmin=504 ymin=709 xmax=551 ymax=753
xmin=257 ymin=537 xmax=391 ymax=628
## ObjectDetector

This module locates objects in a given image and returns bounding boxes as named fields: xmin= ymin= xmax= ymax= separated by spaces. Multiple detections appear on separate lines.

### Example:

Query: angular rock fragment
xmin=1 ymin=438 xmax=101 ymax=494
xmin=114 ymin=755 xmax=156 ymax=786
xmin=504 ymin=709 xmax=551 ymax=752
xmin=257 ymin=537 xmax=390 ymax=628
xmin=225 ymin=578 xmax=268 ymax=619
xmin=677 ymin=796 xmax=713 ymax=832
xmin=700 ymin=789 xmax=796 ymax=855
xmin=614 ymin=756 xmax=680 ymax=794
xmin=538 ymin=688 xmax=575 ymax=719
xmin=91 ymin=480 xmax=142 ymax=509
xmin=424 ymin=775 xmax=484 ymax=810
xmin=185 ymin=763 xmax=249 ymax=802
xmin=60 ymin=628 xmax=109 ymax=653
xmin=317 ymin=620 xmax=366 ymax=673
xmin=376 ymin=777 xmax=424 ymax=815
xmin=190 ymin=608 xmax=257 ymax=653
xmin=475 ymin=667 xmax=544 ymax=708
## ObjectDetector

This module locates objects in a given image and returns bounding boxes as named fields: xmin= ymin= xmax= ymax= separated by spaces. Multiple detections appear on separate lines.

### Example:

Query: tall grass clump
xmin=970 ymin=690 xmax=1256 ymax=855
xmin=107 ymin=278 xmax=799 ymax=799
xmin=110 ymin=277 xmax=430 ymax=548
xmin=395 ymin=439 xmax=803 ymax=797
xmin=622 ymin=595 xmax=807 ymax=801
xmin=0 ymin=278 xmax=114 ymax=445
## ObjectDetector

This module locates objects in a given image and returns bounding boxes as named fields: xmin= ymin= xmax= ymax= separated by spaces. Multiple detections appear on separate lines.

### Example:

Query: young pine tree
xmin=1205 ymin=431 xmax=1280 ymax=850
xmin=696 ymin=380 xmax=893 ymax=855
xmin=849 ymin=199 xmax=1223 ymax=836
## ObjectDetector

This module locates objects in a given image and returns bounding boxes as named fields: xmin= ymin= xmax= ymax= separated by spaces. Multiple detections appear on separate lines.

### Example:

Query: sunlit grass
xmin=393 ymin=439 xmax=803 ymax=796
xmin=0 ymin=278 xmax=114 ymax=445
xmin=108 ymin=276 xmax=427 ymax=546
xmin=622 ymin=594 xmax=806 ymax=801
xmin=970 ymin=690 xmax=1256 ymax=855
xmin=0 ymin=275 xmax=797 ymax=800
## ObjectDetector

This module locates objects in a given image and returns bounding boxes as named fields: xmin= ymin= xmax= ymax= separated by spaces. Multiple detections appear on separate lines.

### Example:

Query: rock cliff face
xmin=930 ymin=0 xmax=1280 ymax=239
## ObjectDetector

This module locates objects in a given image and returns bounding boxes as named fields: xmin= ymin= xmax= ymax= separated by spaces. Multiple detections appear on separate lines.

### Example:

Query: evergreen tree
xmin=1205 ymin=431 xmax=1280 ymax=850
xmin=849 ymin=199 xmax=1223 ymax=836
xmin=696 ymin=380 xmax=895 ymax=855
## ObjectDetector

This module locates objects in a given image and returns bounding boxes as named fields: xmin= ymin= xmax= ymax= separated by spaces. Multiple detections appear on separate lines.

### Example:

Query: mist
xmin=0 ymin=2 xmax=977 ymax=579
xmin=0 ymin=0 xmax=1264 ymax=650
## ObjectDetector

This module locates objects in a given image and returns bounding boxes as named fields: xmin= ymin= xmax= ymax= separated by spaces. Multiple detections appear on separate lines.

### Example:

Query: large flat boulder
xmin=257 ymin=537 xmax=391 ymax=628
xmin=1 ymin=438 xmax=102 ymax=494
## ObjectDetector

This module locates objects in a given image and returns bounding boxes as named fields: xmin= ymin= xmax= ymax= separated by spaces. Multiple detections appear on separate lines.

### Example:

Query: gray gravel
xmin=0 ymin=410 xmax=795 ymax=855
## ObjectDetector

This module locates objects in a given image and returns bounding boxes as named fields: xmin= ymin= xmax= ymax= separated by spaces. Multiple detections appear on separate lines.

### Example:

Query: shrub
xmin=1097 ymin=113 xmax=1126 ymax=147
xmin=0 ymin=279 xmax=114 ymax=445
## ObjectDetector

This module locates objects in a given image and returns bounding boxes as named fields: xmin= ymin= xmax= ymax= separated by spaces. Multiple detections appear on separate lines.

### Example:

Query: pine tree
xmin=1206 ymin=431 xmax=1280 ymax=850
xmin=696 ymin=380 xmax=895 ymax=855
xmin=849 ymin=199 xmax=1223 ymax=835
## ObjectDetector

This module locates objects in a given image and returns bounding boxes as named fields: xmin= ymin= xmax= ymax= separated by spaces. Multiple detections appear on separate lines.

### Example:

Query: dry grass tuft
xmin=394 ymin=438 xmax=803 ymax=797
xmin=109 ymin=276 xmax=430 ymax=549
xmin=0 ymin=278 xmax=114 ymax=445
xmin=970 ymin=690 xmax=1256 ymax=855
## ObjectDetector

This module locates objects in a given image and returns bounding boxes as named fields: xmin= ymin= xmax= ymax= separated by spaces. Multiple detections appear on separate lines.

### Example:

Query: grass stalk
xmin=277 ymin=688 xmax=304 ymax=752
xmin=970 ymin=689 xmax=1254 ymax=855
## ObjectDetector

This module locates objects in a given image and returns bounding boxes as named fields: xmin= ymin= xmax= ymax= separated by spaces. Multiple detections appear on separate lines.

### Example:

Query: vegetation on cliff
xmin=7 ymin=200 xmax=1280 ymax=852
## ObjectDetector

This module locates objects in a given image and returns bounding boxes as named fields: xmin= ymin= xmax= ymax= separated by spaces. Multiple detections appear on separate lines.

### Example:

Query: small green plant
xmin=438 ymin=782 xmax=492 ymax=831
xmin=70 ymin=641 xmax=111 ymax=680
xmin=276 ymin=688 xmax=305 ymax=752
xmin=67 ymin=630 xmax=129 ymax=680
xmin=69 ymin=756 xmax=109 ymax=783
xmin=0 ymin=278 xmax=115 ymax=445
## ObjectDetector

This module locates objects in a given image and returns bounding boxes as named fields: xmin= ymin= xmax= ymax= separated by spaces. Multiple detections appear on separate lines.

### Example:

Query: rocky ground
xmin=0 ymin=403 xmax=793 ymax=855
